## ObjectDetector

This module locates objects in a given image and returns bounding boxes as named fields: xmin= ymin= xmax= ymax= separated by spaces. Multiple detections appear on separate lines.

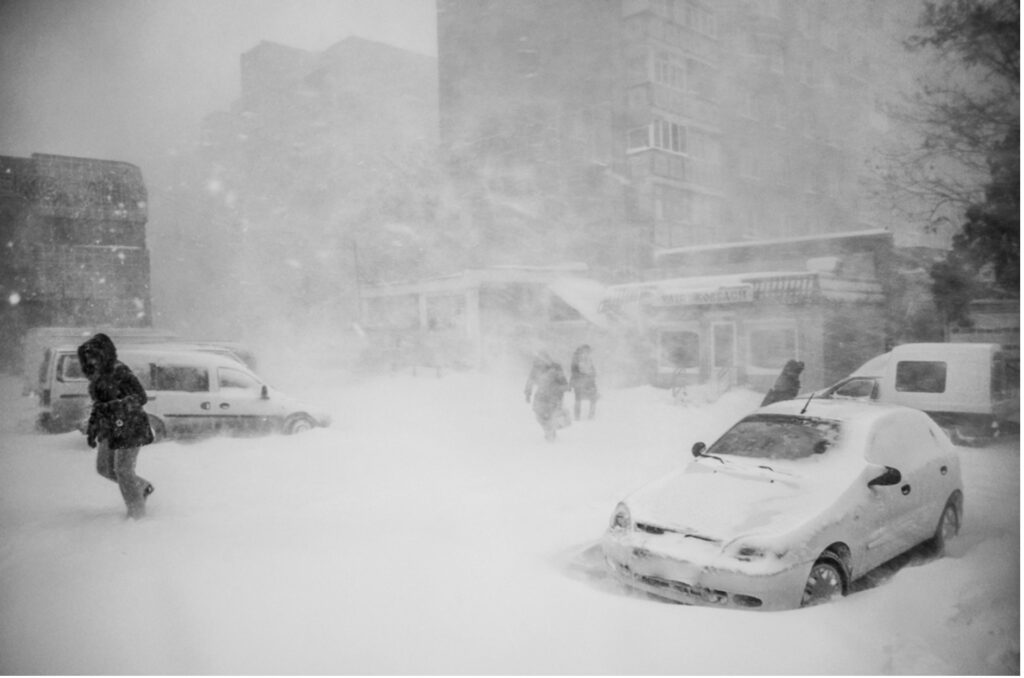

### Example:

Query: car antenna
xmin=800 ymin=390 xmax=814 ymax=415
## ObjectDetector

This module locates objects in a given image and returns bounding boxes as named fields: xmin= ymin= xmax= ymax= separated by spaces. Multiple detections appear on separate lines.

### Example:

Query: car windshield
xmin=706 ymin=414 xmax=842 ymax=461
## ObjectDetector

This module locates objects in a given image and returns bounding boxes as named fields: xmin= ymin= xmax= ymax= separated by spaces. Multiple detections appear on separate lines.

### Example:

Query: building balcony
xmin=627 ymin=148 xmax=723 ymax=191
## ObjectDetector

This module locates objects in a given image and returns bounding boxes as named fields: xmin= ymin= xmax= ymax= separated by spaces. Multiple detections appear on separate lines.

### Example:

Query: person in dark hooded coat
xmin=524 ymin=351 xmax=571 ymax=442
xmin=761 ymin=359 xmax=805 ymax=407
xmin=78 ymin=333 xmax=155 ymax=519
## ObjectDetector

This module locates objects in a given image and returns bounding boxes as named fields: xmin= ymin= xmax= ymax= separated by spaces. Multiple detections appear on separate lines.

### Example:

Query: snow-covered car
xmin=602 ymin=399 xmax=963 ymax=611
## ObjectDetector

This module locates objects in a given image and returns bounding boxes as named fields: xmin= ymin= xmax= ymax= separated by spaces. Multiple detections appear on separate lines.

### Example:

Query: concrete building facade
xmin=436 ymin=0 xmax=938 ymax=273
xmin=0 ymin=153 xmax=152 ymax=369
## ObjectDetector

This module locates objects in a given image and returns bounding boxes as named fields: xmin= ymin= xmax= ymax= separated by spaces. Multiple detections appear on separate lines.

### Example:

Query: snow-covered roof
xmin=654 ymin=228 xmax=892 ymax=259
xmin=605 ymin=270 xmax=885 ymax=307
xmin=361 ymin=263 xmax=588 ymax=296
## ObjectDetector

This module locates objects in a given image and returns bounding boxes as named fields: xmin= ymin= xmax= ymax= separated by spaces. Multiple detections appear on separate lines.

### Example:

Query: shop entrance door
xmin=711 ymin=322 xmax=737 ymax=395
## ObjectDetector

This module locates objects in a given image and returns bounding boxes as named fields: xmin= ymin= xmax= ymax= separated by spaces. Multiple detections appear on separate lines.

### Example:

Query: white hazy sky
xmin=0 ymin=0 xmax=438 ymax=167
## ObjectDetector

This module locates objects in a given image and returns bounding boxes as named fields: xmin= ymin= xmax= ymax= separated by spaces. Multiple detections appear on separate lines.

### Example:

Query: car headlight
xmin=732 ymin=545 xmax=767 ymax=561
xmin=725 ymin=541 xmax=785 ymax=562
xmin=609 ymin=502 xmax=632 ymax=532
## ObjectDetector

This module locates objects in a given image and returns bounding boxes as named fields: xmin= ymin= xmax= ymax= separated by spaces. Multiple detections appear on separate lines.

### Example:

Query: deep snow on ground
xmin=0 ymin=369 xmax=1018 ymax=675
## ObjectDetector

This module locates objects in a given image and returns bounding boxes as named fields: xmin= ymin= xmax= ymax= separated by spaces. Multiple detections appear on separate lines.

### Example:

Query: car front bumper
xmin=602 ymin=531 xmax=809 ymax=611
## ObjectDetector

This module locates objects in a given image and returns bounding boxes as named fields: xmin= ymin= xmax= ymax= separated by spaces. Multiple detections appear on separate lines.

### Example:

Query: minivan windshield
xmin=707 ymin=414 xmax=842 ymax=461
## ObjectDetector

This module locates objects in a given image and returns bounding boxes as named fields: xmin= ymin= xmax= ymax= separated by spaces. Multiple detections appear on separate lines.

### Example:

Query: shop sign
xmin=658 ymin=284 xmax=753 ymax=306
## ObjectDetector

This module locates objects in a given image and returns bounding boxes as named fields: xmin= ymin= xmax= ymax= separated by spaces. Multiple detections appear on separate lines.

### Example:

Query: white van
xmin=819 ymin=342 xmax=1019 ymax=438
xmin=36 ymin=346 xmax=330 ymax=438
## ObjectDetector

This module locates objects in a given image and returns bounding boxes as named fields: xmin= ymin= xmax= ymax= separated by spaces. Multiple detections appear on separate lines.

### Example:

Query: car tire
xmin=801 ymin=556 xmax=846 ymax=607
xmin=284 ymin=415 xmax=315 ymax=435
xmin=931 ymin=495 xmax=962 ymax=555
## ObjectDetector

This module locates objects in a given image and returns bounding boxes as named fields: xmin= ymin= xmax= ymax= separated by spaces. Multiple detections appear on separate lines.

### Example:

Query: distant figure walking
xmin=78 ymin=333 xmax=155 ymax=519
xmin=524 ymin=351 xmax=571 ymax=442
xmin=570 ymin=344 xmax=599 ymax=420
xmin=761 ymin=359 xmax=805 ymax=407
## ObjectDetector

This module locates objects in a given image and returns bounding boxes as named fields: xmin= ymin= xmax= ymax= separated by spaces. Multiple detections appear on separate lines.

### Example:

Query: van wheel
xmin=284 ymin=415 xmax=315 ymax=435
xmin=148 ymin=415 xmax=166 ymax=442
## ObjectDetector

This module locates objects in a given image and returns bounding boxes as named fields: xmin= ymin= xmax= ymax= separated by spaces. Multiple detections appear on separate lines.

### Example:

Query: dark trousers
xmin=573 ymin=389 xmax=596 ymax=420
xmin=96 ymin=440 xmax=150 ymax=519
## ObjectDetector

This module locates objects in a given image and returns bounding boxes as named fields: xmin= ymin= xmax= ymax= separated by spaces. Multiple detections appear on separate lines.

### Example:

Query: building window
xmin=627 ymin=125 xmax=651 ymax=151
xmin=364 ymin=294 xmax=419 ymax=330
xmin=660 ymin=330 xmax=701 ymax=370
xmin=653 ymin=117 xmax=687 ymax=154
xmin=425 ymin=294 xmax=466 ymax=332
xmin=687 ymin=58 xmax=716 ymax=99
xmin=654 ymin=51 xmax=686 ymax=90
xmin=747 ymin=324 xmax=798 ymax=372
xmin=654 ymin=184 xmax=692 ymax=222
xmin=627 ymin=54 xmax=649 ymax=80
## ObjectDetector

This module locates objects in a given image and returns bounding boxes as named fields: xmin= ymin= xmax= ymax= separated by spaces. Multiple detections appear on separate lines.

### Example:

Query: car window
xmin=124 ymin=362 xmax=154 ymax=391
xmin=707 ymin=414 xmax=842 ymax=461
xmin=895 ymin=360 xmax=947 ymax=393
xmin=831 ymin=377 xmax=877 ymax=399
xmin=218 ymin=367 xmax=261 ymax=392
xmin=152 ymin=365 xmax=210 ymax=392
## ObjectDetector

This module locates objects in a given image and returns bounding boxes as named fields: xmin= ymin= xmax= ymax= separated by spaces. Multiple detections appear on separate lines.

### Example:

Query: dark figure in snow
xmin=78 ymin=333 xmax=155 ymax=519
xmin=569 ymin=344 xmax=598 ymax=421
xmin=761 ymin=359 xmax=805 ymax=407
xmin=524 ymin=351 xmax=571 ymax=442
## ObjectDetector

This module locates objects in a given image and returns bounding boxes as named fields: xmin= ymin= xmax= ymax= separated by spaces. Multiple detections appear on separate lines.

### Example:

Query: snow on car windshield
xmin=707 ymin=414 xmax=841 ymax=461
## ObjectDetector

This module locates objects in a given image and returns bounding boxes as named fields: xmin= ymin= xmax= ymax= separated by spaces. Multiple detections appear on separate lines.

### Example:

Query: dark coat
xmin=525 ymin=357 xmax=570 ymax=417
xmin=761 ymin=359 xmax=805 ymax=407
xmin=78 ymin=333 xmax=154 ymax=449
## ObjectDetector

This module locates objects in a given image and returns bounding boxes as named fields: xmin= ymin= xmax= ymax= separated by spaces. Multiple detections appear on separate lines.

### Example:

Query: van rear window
xmin=895 ymin=360 xmax=947 ymax=393
xmin=59 ymin=354 xmax=86 ymax=381
xmin=152 ymin=366 xmax=209 ymax=392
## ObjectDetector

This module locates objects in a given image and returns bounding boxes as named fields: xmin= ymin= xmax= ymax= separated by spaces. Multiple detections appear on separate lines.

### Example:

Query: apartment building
xmin=437 ymin=0 xmax=932 ymax=272
xmin=0 ymin=154 xmax=152 ymax=324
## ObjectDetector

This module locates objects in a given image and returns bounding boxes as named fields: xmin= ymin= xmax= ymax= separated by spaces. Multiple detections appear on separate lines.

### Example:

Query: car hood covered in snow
xmin=624 ymin=455 xmax=863 ymax=543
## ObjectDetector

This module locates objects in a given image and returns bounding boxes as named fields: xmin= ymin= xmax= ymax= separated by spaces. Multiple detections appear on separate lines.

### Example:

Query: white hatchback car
xmin=602 ymin=399 xmax=963 ymax=611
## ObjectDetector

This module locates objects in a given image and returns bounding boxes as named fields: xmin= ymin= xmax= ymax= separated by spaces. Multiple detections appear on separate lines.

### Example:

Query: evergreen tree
xmin=906 ymin=0 xmax=1019 ymax=324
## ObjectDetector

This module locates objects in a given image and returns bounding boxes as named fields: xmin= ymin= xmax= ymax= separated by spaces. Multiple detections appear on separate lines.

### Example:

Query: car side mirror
xmin=867 ymin=466 xmax=902 ymax=488
xmin=691 ymin=442 xmax=706 ymax=458
xmin=260 ymin=385 xmax=269 ymax=400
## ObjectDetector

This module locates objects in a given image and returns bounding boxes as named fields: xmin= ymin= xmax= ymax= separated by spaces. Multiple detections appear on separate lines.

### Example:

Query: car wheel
xmin=932 ymin=497 xmax=961 ymax=554
xmin=284 ymin=415 xmax=315 ymax=435
xmin=801 ymin=557 xmax=845 ymax=607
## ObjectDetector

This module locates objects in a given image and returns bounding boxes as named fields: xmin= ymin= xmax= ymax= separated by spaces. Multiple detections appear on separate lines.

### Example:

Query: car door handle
xmin=201 ymin=402 xmax=211 ymax=410
xmin=219 ymin=403 xmax=230 ymax=410
xmin=940 ymin=465 xmax=948 ymax=475
xmin=901 ymin=484 xmax=911 ymax=495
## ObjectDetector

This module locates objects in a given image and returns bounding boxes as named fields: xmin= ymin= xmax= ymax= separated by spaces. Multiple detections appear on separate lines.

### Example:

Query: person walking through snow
xmin=569 ymin=344 xmax=598 ymax=420
xmin=524 ymin=351 xmax=571 ymax=442
xmin=78 ymin=333 xmax=155 ymax=519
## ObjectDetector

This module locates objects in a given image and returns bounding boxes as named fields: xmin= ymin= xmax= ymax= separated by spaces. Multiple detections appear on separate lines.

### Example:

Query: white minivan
xmin=37 ymin=346 xmax=331 ymax=439
xmin=818 ymin=342 xmax=1019 ymax=439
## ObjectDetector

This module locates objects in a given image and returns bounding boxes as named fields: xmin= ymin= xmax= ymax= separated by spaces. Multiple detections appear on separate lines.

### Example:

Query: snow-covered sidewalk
xmin=0 ymin=372 xmax=1018 ymax=674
